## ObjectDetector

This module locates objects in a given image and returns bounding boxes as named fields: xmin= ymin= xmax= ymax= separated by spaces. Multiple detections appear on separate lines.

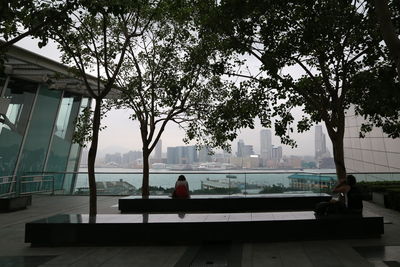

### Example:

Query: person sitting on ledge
xmin=315 ymin=174 xmax=363 ymax=216
xmin=342 ymin=174 xmax=363 ymax=214
xmin=172 ymin=175 xmax=190 ymax=199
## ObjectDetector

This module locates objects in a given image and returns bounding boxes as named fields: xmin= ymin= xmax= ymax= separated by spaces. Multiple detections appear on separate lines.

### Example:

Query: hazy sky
xmin=15 ymin=38 xmax=333 ymax=157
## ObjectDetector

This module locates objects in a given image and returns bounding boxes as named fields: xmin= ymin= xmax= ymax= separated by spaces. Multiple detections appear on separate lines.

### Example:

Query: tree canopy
xmin=0 ymin=0 xmax=78 ymax=56
xmin=112 ymin=4 xmax=234 ymax=196
xmin=195 ymin=0 xmax=400 ymax=179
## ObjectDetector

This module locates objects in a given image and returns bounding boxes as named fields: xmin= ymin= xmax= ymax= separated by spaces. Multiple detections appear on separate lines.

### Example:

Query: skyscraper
xmin=167 ymin=147 xmax=179 ymax=164
xmin=315 ymin=125 xmax=327 ymax=159
xmin=199 ymin=146 xmax=212 ymax=162
xmin=260 ymin=129 xmax=272 ymax=160
xmin=166 ymin=145 xmax=198 ymax=164
xmin=154 ymin=139 xmax=162 ymax=160
xmin=237 ymin=139 xmax=245 ymax=157
xmin=272 ymin=146 xmax=283 ymax=161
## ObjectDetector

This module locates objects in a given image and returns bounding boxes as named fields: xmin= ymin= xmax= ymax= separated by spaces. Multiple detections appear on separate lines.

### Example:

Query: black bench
xmin=0 ymin=195 xmax=32 ymax=212
xmin=119 ymin=194 xmax=332 ymax=213
xmin=25 ymin=211 xmax=383 ymax=246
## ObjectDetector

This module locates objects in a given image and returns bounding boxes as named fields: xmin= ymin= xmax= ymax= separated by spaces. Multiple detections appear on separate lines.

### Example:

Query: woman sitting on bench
xmin=172 ymin=175 xmax=190 ymax=199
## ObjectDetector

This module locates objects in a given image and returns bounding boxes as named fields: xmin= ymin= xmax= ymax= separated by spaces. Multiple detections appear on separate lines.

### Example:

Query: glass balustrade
xmin=16 ymin=170 xmax=400 ymax=196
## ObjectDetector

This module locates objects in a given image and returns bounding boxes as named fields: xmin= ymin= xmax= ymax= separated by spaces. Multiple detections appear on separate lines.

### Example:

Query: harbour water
xmin=75 ymin=167 xmax=338 ymax=191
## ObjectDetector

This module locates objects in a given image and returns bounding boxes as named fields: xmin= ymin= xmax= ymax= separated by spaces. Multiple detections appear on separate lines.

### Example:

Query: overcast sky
xmin=15 ymin=37 xmax=333 ymax=157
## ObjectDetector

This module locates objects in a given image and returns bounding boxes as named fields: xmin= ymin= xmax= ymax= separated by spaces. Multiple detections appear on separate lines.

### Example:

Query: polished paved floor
xmin=1 ymin=195 xmax=400 ymax=267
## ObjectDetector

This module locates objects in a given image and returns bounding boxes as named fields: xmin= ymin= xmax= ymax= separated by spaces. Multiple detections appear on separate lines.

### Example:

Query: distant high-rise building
xmin=260 ymin=129 xmax=272 ymax=160
xmin=315 ymin=125 xmax=327 ymax=159
xmin=167 ymin=146 xmax=198 ymax=164
xmin=272 ymin=146 xmax=283 ymax=161
xmin=186 ymin=146 xmax=198 ymax=163
xmin=167 ymin=147 xmax=179 ymax=164
xmin=237 ymin=139 xmax=245 ymax=157
xmin=122 ymin=151 xmax=142 ymax=166
xmin=199 ymin=146 xmax=212 ymax=162
xmin=154 ymin=139 xmax=162 ymax=160
xmin=243 ymin=145 xmax=254 ymax=157
xmin=236 ymin=139 xmax=254 ymax=157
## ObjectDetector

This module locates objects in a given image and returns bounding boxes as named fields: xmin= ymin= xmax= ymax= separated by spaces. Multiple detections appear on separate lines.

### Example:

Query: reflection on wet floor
xmin=175 ymin=242 xmax=242 ymax=267
xmin=354 ymin=246 xmax=400 ymax=267
xmin=0 ymin=255 xmax=57 ymax=267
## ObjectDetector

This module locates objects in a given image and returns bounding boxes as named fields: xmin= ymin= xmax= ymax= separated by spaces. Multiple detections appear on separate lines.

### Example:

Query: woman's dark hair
xmin=178 ymin=175 xmax=186 ymax=181
xmin=346 ymin=175 xmax=356 ymax=186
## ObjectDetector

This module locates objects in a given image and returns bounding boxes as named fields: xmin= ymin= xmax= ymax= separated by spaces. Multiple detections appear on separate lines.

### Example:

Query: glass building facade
xmin=343 ymin=106 xmax=400 ymax=180
xmin=0 ymin=46 xmax=92 ymax=196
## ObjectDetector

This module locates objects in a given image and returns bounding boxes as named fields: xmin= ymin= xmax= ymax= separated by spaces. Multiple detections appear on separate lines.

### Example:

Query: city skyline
xmin=95 ymin=108 xmax=334 ymax=157
xmin=97 ymin=125 xmax=328 ymax=167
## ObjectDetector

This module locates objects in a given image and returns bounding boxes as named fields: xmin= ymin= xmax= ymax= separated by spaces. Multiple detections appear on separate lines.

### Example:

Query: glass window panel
xmin=387 ymin=152 xmax=400 ymax=171
xmin=46 ymin=92 xmax=81 ymax=190
xmin=355 ymin=115 xmax=367 ymax=127
xmin=371 ymin=137 xmax=385 ymax=152
xmin=372 ymin=151 xmax=389 ymax=170
xmin=384 ymin=138 xmax=400 ymax=153
xmin=353 ymin=137 xmax=361 ymax=149
xmin=363 ymin=162 xmax=376 ymax=173
xmin=361 ymin=149 xmax=374 ymax=164
xmin=0 ymin=78 xmax=37 ymax=176
xmin=17 ymin=85 xmax=62 ymax=176
xmin=350 ymin=127 xmax=359 ymax=138
xmin=63 ymin=97 xmax=90 ymax=193
xmin=347 ymin=116 xmax=354 ymax=127
xmin=370 ymin=127 xmax=384 ymax=138
xmin=345 ymin=158 xmax=355 ymax=172
xmin=374 ymin=164 xmax=390 ymax=172
xmin=343 ymin=137 xmax=351 ymax=149
xmin=360 ymin=137 xmax=372 ymax=151
xmin=350 ymin=137 xmax=357 ymax=149
xmin=343 ymin=147 xmax=352 ymax=158
xmin=353 ymin=159 xmax=364 ymax=172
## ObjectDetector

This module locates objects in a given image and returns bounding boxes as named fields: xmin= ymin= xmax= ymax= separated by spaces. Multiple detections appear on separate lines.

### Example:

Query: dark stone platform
xmin=118 ymin=193 xmax=332 ymax=213
xmin=0 ymin=195 xmax=32 ymax=212
xmin=25 ymin=211 xmax=384 ymax=246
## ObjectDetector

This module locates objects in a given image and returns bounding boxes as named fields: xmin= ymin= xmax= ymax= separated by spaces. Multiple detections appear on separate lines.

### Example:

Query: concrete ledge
xmin=372 ymin=192 xmax=388 ymax=207
xmin=0 ymin=195 xmax=32 ymax=212
xmin=25 ymin=211 xmax=384 ymax=246
xmin=118 ymin=194 xmax=332 ymax=213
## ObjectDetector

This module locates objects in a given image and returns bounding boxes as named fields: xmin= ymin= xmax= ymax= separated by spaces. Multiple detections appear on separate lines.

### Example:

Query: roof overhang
xmin=1 ymin=42 xmax=120 ymax=99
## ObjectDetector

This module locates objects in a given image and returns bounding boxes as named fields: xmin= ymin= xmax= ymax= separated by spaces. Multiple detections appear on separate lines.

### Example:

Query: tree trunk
xmin=324 ymin=118 xmax=347 ymax=181
xmin=142 ymin=148 xmax=150 ymax=198
xmin=331 ymin=133 xmax=347 ymax=181
xmin=88 ymin=98 xmax=101 ymax=218
xmin=374 ymin=0 xmax=400 ymax=78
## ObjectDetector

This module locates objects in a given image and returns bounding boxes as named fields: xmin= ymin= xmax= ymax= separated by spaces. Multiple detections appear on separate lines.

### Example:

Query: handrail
xmin=0 ymin=176 xmax=16 ymax=197
xmin=17 ymin=171 xmax=400 ymax=197
xmin=25 ymin=170 xmax=400 ymax=175
xmin=24 ymin=170 xmax=337 ymax=175
xmin=19 ymin=175 xmax=55 ymax=195
xmin=0 ymin=175 xmax=14 ymax=179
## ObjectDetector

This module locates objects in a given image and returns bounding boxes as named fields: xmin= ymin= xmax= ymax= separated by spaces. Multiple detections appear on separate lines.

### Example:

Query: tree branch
xmin=374 ymin=0 xmax=400 ymax=77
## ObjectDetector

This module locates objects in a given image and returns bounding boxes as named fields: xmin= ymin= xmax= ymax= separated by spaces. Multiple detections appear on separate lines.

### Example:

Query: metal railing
xmin=19 ymin=175 xmax=55 ymax=195
xmin=0 ymin=175 xmax=16 ymax=197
